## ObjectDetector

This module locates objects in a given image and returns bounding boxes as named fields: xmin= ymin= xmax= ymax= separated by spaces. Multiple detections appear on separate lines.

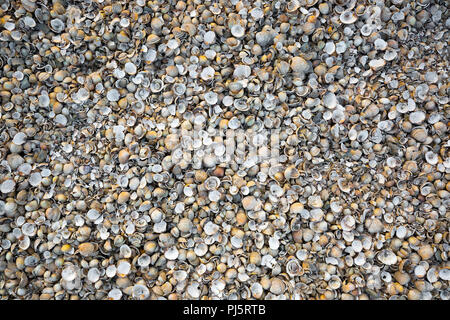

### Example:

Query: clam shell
xmin=340 ymin=11 xmax=357 ymax=24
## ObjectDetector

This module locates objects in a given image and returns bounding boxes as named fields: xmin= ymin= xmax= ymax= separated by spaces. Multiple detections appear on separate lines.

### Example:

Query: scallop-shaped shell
xmin=146 ymin=34 xmax=160 ymax=44
xmin=172 ymin=83 xmax=186 ymax=96
xmin=286 ymin=258 xmax=302 ymax=277
xmin=12 ymin=132 xmax=27 ymax=145
xmin=187 ymin=282 xmax=201 ymax=298
xmin=200 ymin=66 xmax=215 ymax=81
xmin=194 ymin=243 xmax=208 ymax=256
xmin=340 ymin=11 xmax=357 ymax=24
xmin=255 ymin=29 xmax=275 ymax=47
xmin=203 ymin=221 xmax=220 ymax=235
xmin=150 ymin=79 xmax=164 ymax=93
xmin=291 ymin=56 xmax=309 ymax=73
xmin=337 ymin=178 xmax=350 ymax=193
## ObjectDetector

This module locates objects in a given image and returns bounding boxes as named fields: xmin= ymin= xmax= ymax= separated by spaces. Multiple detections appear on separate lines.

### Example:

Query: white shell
xmin=106 ymin=89 xmax=120 ymax=102
xmin=231 ymin=25 xmax=245 ymax=38
xmin=204 ymin=91 xmax=218 ymax=105
xmin=377 ymin=249 xmax=397 ymax=265
xmin=409 ymin=111 xmax=426 ymax=124
xmin=323 ymin=92 xmax=337 ymax=109
xmin=187 ymin=282 xmax=201 ymax=298
xmin=203 ymin=221 xmax=220 ymax=235
xmin=374 ymin=38 xmax=387 ymax=51
xmin=194 ymin=243 xmax=208 ymax=256
xmin=164 ymin=246 xmax=179 ymax=260
xmin=340 ymin=11 xmax=357 ymax=24
xmin=12 ymin=132 xmax=27 ymax=145
xmin=132 ymin=284 xmax=150 ymax=299
xmin=341 ymin=215 xmax=356 ymax=231
xmin=286 ymin=258 xmax=302 ymax=277
xmin=124 ymin=62 xmax=137 ymax=75
xmin=29 ymin=172 xmax=42 ymax=187
xmin=108 ymin=288 xmax=122 ymax=300
xmin=203 ymin=31 xmax=216 ymax=45
xmin=117 ymin=260 xmax=131 ymax=276
xmin=0 ymin=180 xmax=15 ymax=193
xmin=87 ymin=268 xmax=100 ymax=283
xmin=200 ymin=66 xmax=215 ymax=81
xmin=233 ymin=65 xmax=251 ymax=79
xmin=425 ymin=151 xmax=438 ymax=165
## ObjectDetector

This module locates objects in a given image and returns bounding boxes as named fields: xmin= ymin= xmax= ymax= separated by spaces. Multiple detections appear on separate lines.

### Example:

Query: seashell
xmin=341 ymin=215 xmax=356 ymax=231
xmin=323 ymin=92 xmax=337 ymax=109
xmin=132 ymin=284 xmax=150 ymax=300
xmin=409 ymin=111 xmax=425 ymax=124
xmin=291 ymin=56 xmax=309 ymax=73
xmin=382 ymin=49 xmax=397 ymax=61
xmin=150 ymin=79 xmax=164 ymax=93
xmin=204 ymin=91 xmax=218 ymax=105
xmin=340 ymin=11 xmax=357 ymax=24
xmin=124 ymin=62 xmax=137 ymax=75
xmin=328 ymin=275 xmax=342 ymax=289
xmin=173 ymin=83 xmax=186 ymax=96
xmin=200 ymin=66 xmax=215 ymax=81
xmin=439 ymin=269 xmax=450 ymax=281
xmin=78 ymin=242 xmax=97 ymax=257
xmin=286 ymin=258 xmax=302 ymax=277
xmin=194 ymin=243 xmax=208 ymax=256
xmin=250 ymin=7 xmax=264 ymax=20
xmin=230 ymin=25 xmax=245 ymax=38
xmin=269 ymin=278 xmax=285 ymax=295
xmin=417 ymin=245 xmax=434 ymax=260
xmin=374 ymin=38 xmax=388 ymax=51
xmin=307 ymin=195 xmax=323 ymax=208
xmin=411 ymin=127 xmax=428 ymax=143
xmin=286 ymin=0 xmax=300 ymax=12
xmin=204 ymin=31 xmax=216 ymax=45
xmin=50 ymin=18 xmax=65 ymax=33
xmin=256 ymin=26 xmax=276 ymax=47
xmin=234 ymin=98 xmax=249 ymax=112
xmin=203 ymin=221 xmax=219 ymax=235
xmin=233 ymin=65 xmax=251 ymax=79
xmin=378 ymin=249 xmax=398 ymax=265
xmin=187 ymin=282 xmax=201 ymax=298
xmin=117 ymin=260 xmax=131 ymax=277
xmin=360 ymin=24 xmax=373 ymax=37
xmin=106 ymin=89 xmax=120 ymax=102
xmin=12 ymin=132 xmax=27 ymax=145
xmin=164 ymin=246 xmax=179 ymax=260
xmin=369 ymin=58 xmax=386 ymax=71
xmin=424 ymin=151 xmax=438 ymax=165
